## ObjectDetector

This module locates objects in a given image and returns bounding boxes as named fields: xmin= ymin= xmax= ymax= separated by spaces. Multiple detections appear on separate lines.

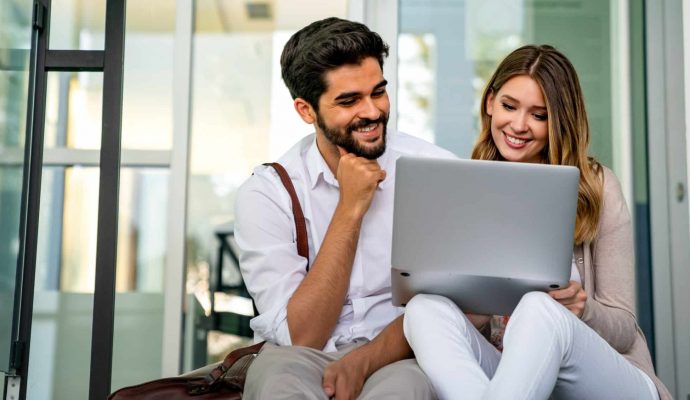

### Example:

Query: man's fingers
xmin=334 ymin=373 xmax=352 ymax=400
xmin=337 ymin=146 xmax=349 ymax=157
xmin=322 ymin=367 xmax=336 ymax=397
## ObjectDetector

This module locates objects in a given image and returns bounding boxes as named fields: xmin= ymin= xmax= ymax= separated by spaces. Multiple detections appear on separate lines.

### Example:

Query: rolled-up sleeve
xmin=234 ymin=169 xmax=309 ymax=346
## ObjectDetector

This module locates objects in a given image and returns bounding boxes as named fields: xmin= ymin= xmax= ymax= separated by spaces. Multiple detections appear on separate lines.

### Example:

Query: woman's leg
xmin=484 ymin=292 xmax=659 ymax=400
xmin=403 ymin=294 xmax=501 ymax=400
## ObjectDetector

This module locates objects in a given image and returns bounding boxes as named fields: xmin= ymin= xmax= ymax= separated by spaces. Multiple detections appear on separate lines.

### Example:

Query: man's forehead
xmin=322 ymin=58 xmax=384 ymax=96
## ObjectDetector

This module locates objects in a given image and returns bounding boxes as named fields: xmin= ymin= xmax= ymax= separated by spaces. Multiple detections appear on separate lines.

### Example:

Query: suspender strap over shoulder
xmin=263 ymin=162 xmax=310 ymax=270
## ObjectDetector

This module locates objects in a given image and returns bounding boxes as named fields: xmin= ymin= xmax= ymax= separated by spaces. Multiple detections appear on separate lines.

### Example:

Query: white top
xmin=570 ymin=255 xmax=582 ymax=284
xmin=234 ymin=130 xmax=455 ymax=351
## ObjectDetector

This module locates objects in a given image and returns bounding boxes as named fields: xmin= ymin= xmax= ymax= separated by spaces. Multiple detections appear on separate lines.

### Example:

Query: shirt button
xmin=577 ymin=257 xmax=584 ymax=264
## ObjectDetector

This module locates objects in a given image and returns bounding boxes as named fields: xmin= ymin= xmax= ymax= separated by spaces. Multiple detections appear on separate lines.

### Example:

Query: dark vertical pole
xmin=88 ymin=0 xmax=126 ymax=398
xmin=15 ymin=1 xmax=50 ymax=399
xmin=631 ymin=0 xmax=656 ymax=361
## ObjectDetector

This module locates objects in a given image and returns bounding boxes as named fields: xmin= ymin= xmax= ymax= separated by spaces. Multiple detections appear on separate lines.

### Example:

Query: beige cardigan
xmin=575 ymin=167 xmax=671 ymax=400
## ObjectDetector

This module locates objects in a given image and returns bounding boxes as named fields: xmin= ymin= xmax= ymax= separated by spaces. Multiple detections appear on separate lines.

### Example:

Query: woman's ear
xmin=294 ymin=98 xmax=316 ymax=124
xmin=485 ymin=91 xmax=495 ymax=117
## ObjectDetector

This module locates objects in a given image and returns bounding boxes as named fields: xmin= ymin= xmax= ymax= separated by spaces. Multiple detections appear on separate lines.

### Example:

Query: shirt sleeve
xmin=580 ymin=168 xmax=638 ymax=353
xmin=234 ymin=169 xmax=309 ymax=346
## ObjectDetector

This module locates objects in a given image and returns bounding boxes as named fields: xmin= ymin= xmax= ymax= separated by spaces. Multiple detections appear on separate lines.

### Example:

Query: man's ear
xmin=485 ymin=91 xmax=494 ymax=116
xmin=294 ymin=98 xmax=317 ymax=124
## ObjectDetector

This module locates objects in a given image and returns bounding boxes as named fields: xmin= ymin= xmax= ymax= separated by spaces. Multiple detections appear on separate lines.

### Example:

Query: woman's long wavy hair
xmin=472 ymin=44 xmax=602 ymax=244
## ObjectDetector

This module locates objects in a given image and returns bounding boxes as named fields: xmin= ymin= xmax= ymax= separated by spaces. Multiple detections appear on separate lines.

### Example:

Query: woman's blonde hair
xmin=472 ymin=44 xmax=602 ymax=244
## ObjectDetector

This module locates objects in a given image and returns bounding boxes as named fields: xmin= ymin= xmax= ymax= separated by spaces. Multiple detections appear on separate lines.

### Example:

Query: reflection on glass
xmin=45 ymin=1 xmax=175 ymax=150
xmin=30 ymin=166 xmax=169 ymax=397
xmin=49 ymin=0 xmax=106 ymax=50
xmin=35 ymin=167 xmax=169 ymax=294
xmin=0 ymin=0 xmax=32 ymax=373
xmin=398 ymin=0 xmax=614 ymax=167
xmin=111 ymin=292 xmax=164 ymax=392
xmin=120 ymin=0 xmax=175 ymax=150
xmin=398 ymin=34 xmax=436 ymax=144
xmin=43 ymin=72 xmax=103 ymax=149
xmin=26 ymin=291 xmax=94 ymax=399
xmin=184 ymin=0 xmax=348 ymax=369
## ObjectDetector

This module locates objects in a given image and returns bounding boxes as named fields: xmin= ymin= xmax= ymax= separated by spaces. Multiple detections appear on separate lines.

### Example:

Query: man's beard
xmin=316 ymin=113 xmax=388 ymax=160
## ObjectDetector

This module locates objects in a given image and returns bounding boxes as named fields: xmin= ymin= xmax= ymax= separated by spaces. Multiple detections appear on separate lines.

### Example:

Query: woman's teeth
xmin=507 ymin=135 xmax=527 ymax=145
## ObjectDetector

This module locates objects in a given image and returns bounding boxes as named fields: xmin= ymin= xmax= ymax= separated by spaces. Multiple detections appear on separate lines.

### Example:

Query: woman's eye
xmin=501 ymin=103 xmax=516 ymax=111
xmin=533 ymin=113 xmax=548 ymax=121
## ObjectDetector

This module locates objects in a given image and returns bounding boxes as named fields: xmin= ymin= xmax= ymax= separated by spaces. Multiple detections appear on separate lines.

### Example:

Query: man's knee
xmin=360 ymin=359 xmax=436 ymax=400
xmin=244 ymin=345 xmax=328 ymax=400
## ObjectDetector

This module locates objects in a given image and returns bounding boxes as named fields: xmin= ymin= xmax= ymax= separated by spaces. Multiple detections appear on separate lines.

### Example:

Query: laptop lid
xmin=391 ymin=156 xmax=580 ymax=315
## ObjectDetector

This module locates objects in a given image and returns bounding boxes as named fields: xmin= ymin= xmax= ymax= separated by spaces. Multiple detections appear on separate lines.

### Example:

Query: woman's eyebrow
xmin=501 ymin=94 xmax=546 ymax=111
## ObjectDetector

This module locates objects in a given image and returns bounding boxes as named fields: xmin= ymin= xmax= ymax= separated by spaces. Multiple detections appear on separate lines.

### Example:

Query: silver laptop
xmin=391 ymin=156 xmax=579 ymax=315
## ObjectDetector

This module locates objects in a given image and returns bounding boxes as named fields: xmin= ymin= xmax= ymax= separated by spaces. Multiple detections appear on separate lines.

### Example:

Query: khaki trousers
xmin=243 ymin=340 xmax=436 ymax=399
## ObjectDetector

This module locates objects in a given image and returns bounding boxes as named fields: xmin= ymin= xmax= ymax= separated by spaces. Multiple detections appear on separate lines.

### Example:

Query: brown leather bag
xmin=109 ymin=162 xmax=308 ymax=399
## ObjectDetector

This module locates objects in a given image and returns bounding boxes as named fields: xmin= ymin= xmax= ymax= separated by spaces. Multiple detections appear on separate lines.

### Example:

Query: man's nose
xmin=358 ymin=96 xmax=381 ymax=120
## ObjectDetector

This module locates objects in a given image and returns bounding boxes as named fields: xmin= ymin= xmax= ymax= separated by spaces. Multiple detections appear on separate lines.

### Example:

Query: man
xmin=235 ymin=17 xmax=454 ymax=399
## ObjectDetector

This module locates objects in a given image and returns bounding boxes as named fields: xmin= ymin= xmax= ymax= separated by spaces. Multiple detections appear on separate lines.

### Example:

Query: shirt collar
xmin=306 ymin=136 xmax=336 ymax=189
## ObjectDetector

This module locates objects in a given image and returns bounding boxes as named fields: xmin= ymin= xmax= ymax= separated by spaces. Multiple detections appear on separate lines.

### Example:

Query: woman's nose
xmin=510 ymin=113 xmax=529 ymax=133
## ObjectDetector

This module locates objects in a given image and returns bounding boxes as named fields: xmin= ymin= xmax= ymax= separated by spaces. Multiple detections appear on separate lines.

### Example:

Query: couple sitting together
xmin=234 ymin=17 xmax=671 ymax=400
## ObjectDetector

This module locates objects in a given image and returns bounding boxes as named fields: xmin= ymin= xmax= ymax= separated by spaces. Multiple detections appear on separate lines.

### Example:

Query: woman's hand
xmin=549 ymin=280 xmax=587 ymax=318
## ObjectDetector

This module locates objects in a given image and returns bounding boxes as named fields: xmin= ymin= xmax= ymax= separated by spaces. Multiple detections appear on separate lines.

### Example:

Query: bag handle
xmin=194 ymin=340 xmax=267 ymax=393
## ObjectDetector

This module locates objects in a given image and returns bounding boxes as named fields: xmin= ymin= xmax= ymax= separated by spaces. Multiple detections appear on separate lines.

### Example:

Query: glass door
xmin=0 ymin=0 xmax=34 ymax=385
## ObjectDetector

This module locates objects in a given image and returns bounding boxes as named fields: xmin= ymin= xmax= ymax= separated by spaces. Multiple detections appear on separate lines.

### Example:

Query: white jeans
xmin=403 ymin=292 xmax=659 ymax=400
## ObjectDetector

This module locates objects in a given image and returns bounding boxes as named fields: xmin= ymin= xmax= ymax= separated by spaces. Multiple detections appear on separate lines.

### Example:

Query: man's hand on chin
xmin=322 ymin=347 xmax=372 ymax=400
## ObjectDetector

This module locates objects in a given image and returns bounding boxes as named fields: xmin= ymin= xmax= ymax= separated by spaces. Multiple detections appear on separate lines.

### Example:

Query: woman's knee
xmin=404 ymin=294 xmax=469 ymax=343
xmin=512 ymin=291 xmax=568 ymax=326
xmin=405 ymin=294 xmax=460 ymax=320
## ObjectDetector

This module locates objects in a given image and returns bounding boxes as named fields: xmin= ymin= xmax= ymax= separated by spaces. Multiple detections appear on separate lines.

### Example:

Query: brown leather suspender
xmin=263 ymin=162 xmax=310 ymax=269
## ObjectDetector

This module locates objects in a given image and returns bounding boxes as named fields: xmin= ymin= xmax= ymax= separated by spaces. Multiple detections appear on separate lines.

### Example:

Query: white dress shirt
xmin=234 ymin=130 xmax=455 ymax=352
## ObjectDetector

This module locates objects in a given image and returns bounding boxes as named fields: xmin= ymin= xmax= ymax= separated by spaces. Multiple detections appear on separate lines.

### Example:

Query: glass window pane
xmin=0 ymin=0 xmax=32 ymax=372
xmin=43 ymin=72 xmax=103 ymax=149
xmin=121 ymin=0 xmax=175 ymax=150
xmin=183 ymin=0 xmax=349 ymax=370
xmin=35 ymin=167 xmax=170 ymax=294
xmin=31 ymin=166 xmax=169 ymax=398
xmin=398 ymin=0 xmax=615 ymax=169
xmin=49 ymin=0 xmax=106 ymax=50
xmin=46 ymin=2 xmax=175 ymax=150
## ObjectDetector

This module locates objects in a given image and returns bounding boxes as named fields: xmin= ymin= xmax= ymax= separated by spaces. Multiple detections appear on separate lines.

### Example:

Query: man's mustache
xmin=348 ymin=116 xmax=388 ymax=132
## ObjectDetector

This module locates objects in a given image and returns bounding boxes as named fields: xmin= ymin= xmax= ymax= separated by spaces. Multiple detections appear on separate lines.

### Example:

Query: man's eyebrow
xmin=334 ymin=79 xmax=388 ymax=101
xmin=501 ymin=94 xmax=546 ymax=110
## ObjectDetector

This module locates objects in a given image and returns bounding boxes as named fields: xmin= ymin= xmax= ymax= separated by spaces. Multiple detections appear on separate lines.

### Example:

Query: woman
xmin=403 ymin=45 xmax=671 ymax=400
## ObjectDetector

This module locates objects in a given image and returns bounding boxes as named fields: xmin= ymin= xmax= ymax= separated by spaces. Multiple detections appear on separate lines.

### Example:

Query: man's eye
xmin=339 ymin=99 xmax=357 ymax=106
xmin=501 ymin=103 xmax=516 ymax=111
xmin=372 ymin=89 xmax=386 ymax=97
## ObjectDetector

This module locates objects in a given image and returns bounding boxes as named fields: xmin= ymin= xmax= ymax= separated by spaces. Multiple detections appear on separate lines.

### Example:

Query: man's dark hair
xmin=280 ymin=17 xmax=389 ymax=110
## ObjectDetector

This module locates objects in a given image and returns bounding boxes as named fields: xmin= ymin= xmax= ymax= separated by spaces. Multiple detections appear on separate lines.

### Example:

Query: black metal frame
xmin=209 ymin=229 xmax=254 ymax=338
xmin=89 ymin=0 xmax=126 ymax=397
xmin=12 ymin=0 xmax=127 ymax=399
